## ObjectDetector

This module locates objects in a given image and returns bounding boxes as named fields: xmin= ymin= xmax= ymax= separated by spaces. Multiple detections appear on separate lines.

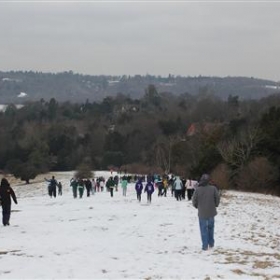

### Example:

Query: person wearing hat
xmin=0 ymin=178 xmax=18 ymax=226
xmin=192 ymin=174 xmax=220 ymax=251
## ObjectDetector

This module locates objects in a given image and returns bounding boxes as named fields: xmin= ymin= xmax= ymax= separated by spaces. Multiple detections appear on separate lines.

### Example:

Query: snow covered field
xmin=1 ymin=171 xmax=280 ymax=279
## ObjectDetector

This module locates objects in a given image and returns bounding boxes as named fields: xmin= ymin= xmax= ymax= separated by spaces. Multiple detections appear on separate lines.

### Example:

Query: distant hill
xmin=0 ymin=71 xmax=279 ymax=104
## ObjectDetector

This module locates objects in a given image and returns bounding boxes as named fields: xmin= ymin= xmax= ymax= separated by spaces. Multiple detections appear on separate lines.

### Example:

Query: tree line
xmin=1 ymin=85 xmax=280 ymax=196
xmin=1 ymin=70 xmax=279 ymax=103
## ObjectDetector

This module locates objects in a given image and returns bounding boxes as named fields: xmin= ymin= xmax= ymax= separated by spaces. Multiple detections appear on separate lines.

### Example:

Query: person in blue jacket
xmin=144 ymin=180 xmax=155 ymax=203
xmin=135 ymin=178 xmax=143 ymax=202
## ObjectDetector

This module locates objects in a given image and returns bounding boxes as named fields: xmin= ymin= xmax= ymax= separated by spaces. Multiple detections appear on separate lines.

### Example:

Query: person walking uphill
xmin=174 ymin=176 xmax=183 ymax=201
xmin=135 ymin=178 xmax=143 ymax=202
xmin=0 ymin=178 xmax=18 ymax=226
xmin=106 ymin=177 xmax=115 ymax=197
xmin=192 ymin=174 xmax=220 ymax=251
xmin=121 ymin=176 xmax=128 ymax=196
xmin=45 ymin=176 xmax=58 ymax=198
xmin=70 ymin=178 xmax=78 ymax=198
xmin=144 ymin=180 xmax=154 ymax=203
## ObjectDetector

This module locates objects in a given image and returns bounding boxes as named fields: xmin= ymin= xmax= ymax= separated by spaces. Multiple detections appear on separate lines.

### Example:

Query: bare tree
xmin=153 ymin=135 xmax=186 ymax=174
xmin=217 ymin=127 xmax=261 ymax=171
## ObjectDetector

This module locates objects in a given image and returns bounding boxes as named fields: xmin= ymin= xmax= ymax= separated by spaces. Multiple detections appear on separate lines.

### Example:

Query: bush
xmin=5 ymin=159 xmax=38 ymax=184
xmin=74 ymin=163 xmax=94 ymax=179
xmin=235 ymin=157 xmax=278 ymax=193
xmin=210 ymin=163 xmax=231 ymax=190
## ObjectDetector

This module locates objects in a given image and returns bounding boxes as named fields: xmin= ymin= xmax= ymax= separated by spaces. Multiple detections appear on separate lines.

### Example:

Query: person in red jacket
xmin=0 ymin=178 xmax=18 ymax=226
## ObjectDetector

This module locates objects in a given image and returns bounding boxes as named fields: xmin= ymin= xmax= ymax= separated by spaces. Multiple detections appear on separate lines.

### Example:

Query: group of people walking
xmin=172 ymin=177 xmax=197 ymax=201
xmin=42 ymin=172 xmax=221 ymax=252
xmin=69 ymin=178 xmax=94 ymax=198
xmin=134 ymin=175 xmax=198 ymax=204
xmin=135 ymin=178 xmax=155 ymax=203
xmin=1 ymin=171 xmax=220 ymax=253
xmin=45 ymin=172 xmax=198 ymax=203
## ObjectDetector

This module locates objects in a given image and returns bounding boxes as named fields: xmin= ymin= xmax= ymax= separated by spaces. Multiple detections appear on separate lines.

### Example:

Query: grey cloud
xmin=0 ymin=2 xmax=280 ymax=80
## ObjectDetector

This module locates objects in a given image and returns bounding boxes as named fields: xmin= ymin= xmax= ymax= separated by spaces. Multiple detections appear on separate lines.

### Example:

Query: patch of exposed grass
xmin=0 ymin=250 xmax=21 ymax=255
xmin=232 ymin=269 xmax=245 ymax=275
xmin=253 ymin=260 xmax=274 ymax=269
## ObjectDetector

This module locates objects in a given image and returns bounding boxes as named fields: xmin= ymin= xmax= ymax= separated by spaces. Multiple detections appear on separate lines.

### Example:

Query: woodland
xmin=1 ymin=84 xmax=280 ymax=195
xmin=0 ymin=71 xmax=279 ymax=103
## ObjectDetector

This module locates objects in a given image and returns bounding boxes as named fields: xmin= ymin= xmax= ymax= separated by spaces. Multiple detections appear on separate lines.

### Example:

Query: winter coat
xmin=173 ymin=178 xmax=183 ymax=190
xmin=70 ymin=179 xmax=78 ymax=190
xmin=106 ymin=178 xmax=115 ymax=189
xmin=135 ymin=180 xmax=143 ymax=193
xmin=0 ymin=179 xmax=17 ymax=206
xmin=186 ymin=179 xmax=195 ymax=190
xmin=157 ymin=181 xmax=164 ymax=190
xmin=192 ymin=174 xmax=220 ymax=219
xmin=144 ymin=182 xmax=154 ymax=194
xmin=121 ymin=179 xmax=128 ymax=189
xmin=45 ymin=177 xmax=58 ymax=190
xmin=77 ymin=179 xmax=85 ymax=189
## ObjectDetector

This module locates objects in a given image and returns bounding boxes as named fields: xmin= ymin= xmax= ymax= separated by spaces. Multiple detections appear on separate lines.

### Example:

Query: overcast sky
xmin=0 ymin=1 xmax=279 ymax=81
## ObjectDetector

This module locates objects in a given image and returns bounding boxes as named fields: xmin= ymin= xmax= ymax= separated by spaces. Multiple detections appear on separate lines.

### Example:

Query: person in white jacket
xmin=173 ymin=176 xmax=183 ymax=201
xmin=186 ymin=179 xmax=195 ymax=201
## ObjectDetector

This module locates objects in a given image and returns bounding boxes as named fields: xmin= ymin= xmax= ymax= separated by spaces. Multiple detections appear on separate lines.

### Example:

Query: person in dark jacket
xmin=144 ymin=181 xmax=154 ymax=203
xmin=44 ymin=176 xmax=58 ymax=198
xmin=157 ymin=179 xmax=164 ymax=196
xmin=181 ymin=177 xmax=187 ymax=199
xmin=135 ymin=178 xmax=143 ymax=202
xmin=106 ymin=177 xmax=115 ymax=197
xmin=0 ymin=178 xmax=18 ymax=226
xmin=192 ymin=174 xmax=220 ymax=251
xmin=77 ymin=179 xmax=85 ymax=198
xmin=85 ymin=179 xmax=92 ymax=197
xmin=70 ymin=178 xmax=78 ymax=198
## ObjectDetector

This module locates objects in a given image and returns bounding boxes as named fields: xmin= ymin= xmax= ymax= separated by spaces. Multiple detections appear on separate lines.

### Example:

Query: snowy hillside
xmin=1 ymin=171 xmax=280 ymax=279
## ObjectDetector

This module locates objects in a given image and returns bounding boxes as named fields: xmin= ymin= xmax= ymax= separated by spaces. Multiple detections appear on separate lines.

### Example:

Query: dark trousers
xmin=48 ymin=186 xmax=56 ymax=198
xmin=175 ymin=190 xmax=182 ymax=201
xmin=110 ymin=188 xmax=114 ymax=197
xmin=86 ymin=188 xmax=91 ymax=197
xmin=78 ymin=188 xmax=84 ymax=198
xmin=187 ymin=189 xmax=194 ymax=200
xmin=72 ymin=187 xmax=77 ymax=198
xmin=137 ymin=192 xmax=141 ymax=202
xmin=147 ymin=193 xmax=152 ymax=203
xmin=2 ymin=204 xmax=11 ymax=226
xmin=182 ymin=188 xmax=186 ymax=199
